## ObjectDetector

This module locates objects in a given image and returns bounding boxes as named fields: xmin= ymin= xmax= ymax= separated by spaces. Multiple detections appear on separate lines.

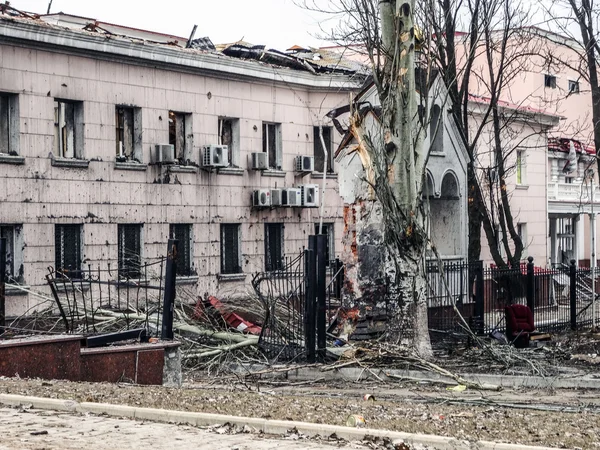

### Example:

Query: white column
xmin=550 ymin=217 xmax=557 ymax=265
xmin=574 ymin=214 xmax=582 ymax=264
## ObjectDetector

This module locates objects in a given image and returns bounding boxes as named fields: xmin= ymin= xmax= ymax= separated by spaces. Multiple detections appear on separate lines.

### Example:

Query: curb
xmin=0 ymin=394 xmax=560 ymax=450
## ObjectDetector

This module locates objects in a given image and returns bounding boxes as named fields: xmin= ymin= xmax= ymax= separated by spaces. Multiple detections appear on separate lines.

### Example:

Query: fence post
xmin=473 ymin=260 xmax=484 ymax=335
xmin=315 ymin=234 xmax=327 ymax=362
xmin=0 ymin=237 xmax=5 ymax=331
xmin=161 ymin=239 xmax=178 ymax=340
xmin=305 ymin=238 xmax=317 ymax=363
xmin=526 ymin=256 xmax=535 ymax=317
xmin=570 ymin=259 xmax=577 ymax=331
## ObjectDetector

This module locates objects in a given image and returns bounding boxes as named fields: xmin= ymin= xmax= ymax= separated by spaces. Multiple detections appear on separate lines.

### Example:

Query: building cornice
xmin=0 ymin=17 xmax=362 ymax=91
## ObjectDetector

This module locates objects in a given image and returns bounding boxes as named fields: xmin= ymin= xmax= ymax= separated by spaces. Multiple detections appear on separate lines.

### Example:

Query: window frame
xmin=516 ymin=149 xmax=526 ymax=185
xmin=169 ymin=223 xmax=194 ymax=277
xmin=313 ymin=126 xmax=334 ymax=173
xmin=117 ymin=224 xmax=143 ymax=279
xmin=220 ymin=224 xmax=242 ymax=275
xmin=544 ymin=74 xmax=557 ymax=89
xmin=262 ymin=122 xmax=282 ymax=170
xmin=429 ymin=104 xmax=444 ymax=153
xmin=0 ymin=224 xmax=23 ymax=283
xmin=54 ymin=99 xmax=85 ymax=159
xmin=0 ymin=93 xmax=20 ymax=156
xmin=314 ymin=223 xmax=335 ymax=267
xmin=168 ymin=111 xmax=193 ymax=164
xmin=568 ymin=80 xmax=580 ymax=94
xmin=218 ymin=117 xmax=240 ymax=167
xmin=115 ymin=105 xmax=143 ymax=163
xmin=265 ymin=223 xmax=284 ymax=272
xmin=55 ymin=224 xmax=83 ymax=279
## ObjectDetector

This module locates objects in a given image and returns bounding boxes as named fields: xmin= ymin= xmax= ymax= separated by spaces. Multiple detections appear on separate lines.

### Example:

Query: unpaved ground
xmin=0 ymin=407 xmax=375 ymax=450
xmin=1 ymin=378 xmax=598 ymax=449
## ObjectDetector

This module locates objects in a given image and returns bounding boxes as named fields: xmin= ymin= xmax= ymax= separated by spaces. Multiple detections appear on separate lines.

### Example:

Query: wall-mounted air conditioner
xmin=202 ymin=145 xmax=229 ymax=169
xmin=251 ymin=152 xmax=268 ymax=170
xmin=282 ymin=188 xmax=302 ymax=207
xmin=153 ymin=144 xmax=177 ymax=165
xmin=295 ymin=155 xmax=314 ymax=174
xmin=252 ymin=189 xmax=271 ymax=207
xmin=270 ymin=189 xmax=282 ymax=207
xmin=300 ymin=184 xmax=319 ymax=207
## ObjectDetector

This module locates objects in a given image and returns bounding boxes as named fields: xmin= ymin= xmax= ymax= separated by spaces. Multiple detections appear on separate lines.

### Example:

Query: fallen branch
xmin=183 ymin=338 xmax=259 ymax=359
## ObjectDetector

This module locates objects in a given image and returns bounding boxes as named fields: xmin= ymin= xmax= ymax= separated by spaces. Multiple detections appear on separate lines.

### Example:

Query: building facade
xmin=0 ymin=12 xmax=363 ymax=316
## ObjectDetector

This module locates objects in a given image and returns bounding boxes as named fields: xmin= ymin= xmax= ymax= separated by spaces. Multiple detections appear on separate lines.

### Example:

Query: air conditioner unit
xmin=252 ymin=189 xmax=271 ymax=207
xmin=154 ymin=144 xmax=177 ymax=165
xmin=300 ymin=184 xmax=319 ymax=207
xmin=282 ymin=188 xmax=302 ymax=207
xmin=295 ymin=155 xmax=314 ymax=173
xmin=251 ymin=152 xmax=269 ymax=170
xmin=270 ymin=189 xmax=282 ymax=207
xmin=202 ymin=145 xmax=229 ymax=168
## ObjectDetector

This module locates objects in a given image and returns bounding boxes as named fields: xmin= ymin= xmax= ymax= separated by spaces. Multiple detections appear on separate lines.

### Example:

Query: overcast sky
xmin=11 ymin=0 xmax=335 ymax=49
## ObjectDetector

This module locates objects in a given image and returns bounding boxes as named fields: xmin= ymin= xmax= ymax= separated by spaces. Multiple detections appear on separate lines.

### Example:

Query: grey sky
xmin=11 ymin=0 xmax=335 ymax=49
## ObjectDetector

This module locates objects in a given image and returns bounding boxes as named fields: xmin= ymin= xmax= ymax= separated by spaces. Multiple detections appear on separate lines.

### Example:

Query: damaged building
xmin=0 ymin=9 xmax=366 ymax=317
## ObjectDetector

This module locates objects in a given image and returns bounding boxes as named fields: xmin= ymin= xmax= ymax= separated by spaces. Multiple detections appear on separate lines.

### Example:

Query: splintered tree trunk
xmin=377 ymin=0 xmax=431 ymax=357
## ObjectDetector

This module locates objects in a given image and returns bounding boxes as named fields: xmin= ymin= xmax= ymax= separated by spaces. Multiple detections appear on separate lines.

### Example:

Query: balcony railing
xmin=548 ymin=182 xmax=600 ymax=203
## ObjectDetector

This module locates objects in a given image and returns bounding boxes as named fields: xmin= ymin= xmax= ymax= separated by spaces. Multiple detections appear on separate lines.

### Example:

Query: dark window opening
xmin=568 ymin=80 xmax=580 ymax=94
xmin=55 ymin=224 xmax=82 ymax=279
xmin=170 ymin=224 xmax=193 ymax=277
xmin=262 ymin=122 xmax=280 ymax=169
xmin=221 ymin=224 xmax=241 ymax=274
xmin=169 ymin=111 xmax=191 ymax=163
xmin=314 ymin=223 xmax=334 ymax=266
xmin=430 ymin=105 xmax=443 ymax=152
xmin=116 ymin=106 xmax=141 ymax=162
xmin=545 ymin=74 xmax=557 ymax=89
xmin=265 ymin=223 xmax=284 ymax=271
xmin=0 ymin=93 xmax=19 ymax=155
xmin=118 ymin=224 xmax=142 ymax=279
xmin=313 ymin=126 xmax=333 ymax=173
xmin=54 ymin=100 xmax=83 ymax=159
xmin=0 ymin=225 xmax=15 ymax=280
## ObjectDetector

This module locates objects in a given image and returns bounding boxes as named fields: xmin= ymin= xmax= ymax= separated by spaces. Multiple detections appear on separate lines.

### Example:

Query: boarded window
xmin=169 ymin=223 xmax=193 ymax=277
xmin=313 ymin=126 xmax=333 ymax=173
xmin=54 ymin=100 xmax=84 ymax=159
xmin=116 ymin=106 xmax=142 ymax=162
xmin=118 ymin=224 xmax=142 ymax=279
xmin=55 ymin=224 xmax=82 ymax=279
xmin=221 ymin=224 xmax=241 ymax=274
xmin=265 ymin=223 xmax=284 ymax=271
xmin=262 ymin=122 xmax=281 ymax=169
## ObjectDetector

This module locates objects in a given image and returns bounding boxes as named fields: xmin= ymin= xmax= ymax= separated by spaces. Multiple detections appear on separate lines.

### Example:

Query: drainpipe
xmin=318 ymin=124 xmax=327 ymax=235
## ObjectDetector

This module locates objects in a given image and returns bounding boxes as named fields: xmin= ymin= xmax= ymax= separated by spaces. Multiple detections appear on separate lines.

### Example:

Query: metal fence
xmin=46 ymin=257 xmax=168 ymax=336
xmin=427 ymin=258 xmax=600 ymax=339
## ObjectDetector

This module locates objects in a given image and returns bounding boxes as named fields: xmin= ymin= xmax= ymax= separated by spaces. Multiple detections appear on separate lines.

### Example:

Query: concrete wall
xmin=0 ymin=39 xmax=355 ymax=316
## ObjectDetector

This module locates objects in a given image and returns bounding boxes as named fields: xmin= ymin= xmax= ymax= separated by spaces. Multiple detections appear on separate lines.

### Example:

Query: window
xmin=169 ymin=224 xmax=193 ymax=277
xmin=55 ymin=224 xmax=83 ymax=279
xmin=0 ymin=93 xmax=19 ymax=155
xmin=265 ymin=223 xmax=284 ymax=271
xmin=565 ymin=176 xmax=573 ymax=184
xmin=219 ymin=117 xmax=240 ymax=167
xmin=313 ymin=126 xmax=333 ymax=173
xmin=517 ymin=223 xmax=527 ymax=250
xmin=115 ymin=106 xmax=142 ymax=162
xmin=168 ymin=111 xmax=193 ymax=164
xmin=430 ymin=104 xmax=443 ymax=152
xmin=221 ymin=224 xmax=241 ymax=274
xmin=516 ymin=149 xmax=526 ymax=185
xmin=118 ymin=224 xmax=142 ymax=279
xmin=262 ymin=122 xmax=282 ymax=169
xmin=568 ymin=80 xmax=580 ymax=94
xmin=0 ymin=225 xmax=23 ymax=283
xmin=54 ymin=100 xmax=84 ymax=159
xmin=315 ymin=223 xmax=335 ymax=266
xmin=544 ymin=74 xmax=557 ymax=89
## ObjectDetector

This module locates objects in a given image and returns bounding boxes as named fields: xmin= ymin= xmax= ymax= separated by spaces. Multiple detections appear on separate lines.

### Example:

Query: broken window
xmin=115 ymin=106 xmax=142 ymax=162
xmin=169 ymin=223 xmax=193 ymax=277
xmin=54 ymin=100 xmax=84 ymax=159
xmin=544 ymin=74 xmax=557 ymax=89
xmin=262 ymin=122 xmax=282 ymax=170
xmin=430 ymin=104 xmax=443 ymax=153
xmin=265 ymin=223 xmax=284 ymax=271
xmin=168 ymin=111 xmax=193 ymax=164
xmin=0 ymin=225 xmax=22 ymax=282
xmin=314 ymin=223 xmax=335 ymax=266
xmin=0 ymin=93 xmax=19 ymax=155
xmin=55 ymin=224 xmax=83 ymax=279
xmin=568 ymin=80 xmax=580 ymax=94
xmin=219 ymin=117 xmax=240 ymax=167
xmin=313 ymin=126 xmax=333 ymax=173
xmin=221 ymin=224 xmax=241 ymax=274
xmin=118 ymin=224 xmax=142 ymax=279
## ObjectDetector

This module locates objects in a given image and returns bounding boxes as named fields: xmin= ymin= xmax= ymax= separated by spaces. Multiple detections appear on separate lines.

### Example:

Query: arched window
xmin=440 ymin=171 xmax=459 ymax=199
xmin=430 ymin=105 xmax=443 ymax=153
